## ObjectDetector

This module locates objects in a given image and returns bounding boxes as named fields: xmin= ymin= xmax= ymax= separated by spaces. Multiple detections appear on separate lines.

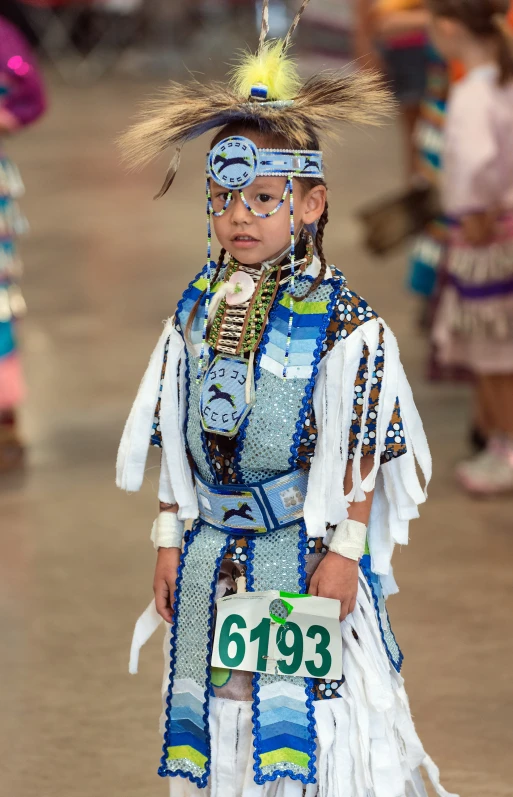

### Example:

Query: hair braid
xmin=217 ymin=247 xmax=227 ymax=270
xmin=306 ymin=200 xmax=329 ymax=296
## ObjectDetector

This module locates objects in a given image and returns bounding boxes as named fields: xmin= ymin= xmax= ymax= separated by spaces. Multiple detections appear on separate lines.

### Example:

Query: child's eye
xmin=256 ymin=194 xmax=273 ymax=203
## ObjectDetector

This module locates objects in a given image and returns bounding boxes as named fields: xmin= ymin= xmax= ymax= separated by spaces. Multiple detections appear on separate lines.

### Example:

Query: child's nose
xmin=230 ymin=191 xmax=252 ymax=223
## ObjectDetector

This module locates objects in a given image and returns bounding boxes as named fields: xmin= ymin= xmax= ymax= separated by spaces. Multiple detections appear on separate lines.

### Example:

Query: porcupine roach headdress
xmin=120 ymin=0 xmax=394 ymax=378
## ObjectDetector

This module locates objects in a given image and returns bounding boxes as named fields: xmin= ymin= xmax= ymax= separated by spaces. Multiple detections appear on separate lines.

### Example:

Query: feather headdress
xmin=119 ymin=0 xmax=395 ymax=193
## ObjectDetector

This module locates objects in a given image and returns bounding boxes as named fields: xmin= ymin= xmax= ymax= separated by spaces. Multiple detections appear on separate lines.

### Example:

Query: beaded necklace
xmin=208 ymin=233 xmax=314 ymax=357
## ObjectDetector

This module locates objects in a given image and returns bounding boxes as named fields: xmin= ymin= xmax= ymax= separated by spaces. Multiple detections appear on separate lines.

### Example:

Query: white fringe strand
xmin=304 ymin=318 xmax=431 ymax=580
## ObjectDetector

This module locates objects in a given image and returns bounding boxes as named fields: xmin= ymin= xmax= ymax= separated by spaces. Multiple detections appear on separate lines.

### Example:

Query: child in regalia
xmin=117 ymin=2 xmax=458 ymax=794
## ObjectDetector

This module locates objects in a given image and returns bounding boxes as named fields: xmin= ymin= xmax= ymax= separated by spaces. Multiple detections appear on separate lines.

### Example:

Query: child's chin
xmin=227 ymin=246 xmax=264 ymax=265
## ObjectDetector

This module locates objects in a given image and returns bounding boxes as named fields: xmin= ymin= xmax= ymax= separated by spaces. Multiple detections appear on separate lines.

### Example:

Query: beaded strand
xmin=283 ymin=176 xmax=295 ymax=379
xmin=198 ymin=178 xmax=213 ymax=380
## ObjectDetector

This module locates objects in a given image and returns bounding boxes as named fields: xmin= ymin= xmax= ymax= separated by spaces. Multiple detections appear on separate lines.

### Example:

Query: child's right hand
xmin=154 ymin=547 xmax=181 ymax=623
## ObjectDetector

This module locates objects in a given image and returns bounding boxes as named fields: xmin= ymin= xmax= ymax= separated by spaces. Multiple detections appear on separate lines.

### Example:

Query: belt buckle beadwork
xmin=200 ymin=354 xmax=255 ymax=436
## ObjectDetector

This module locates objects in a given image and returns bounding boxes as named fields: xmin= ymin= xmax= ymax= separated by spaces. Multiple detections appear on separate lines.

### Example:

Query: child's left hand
xmin=308 ymin=551 xmax=359 ymax=621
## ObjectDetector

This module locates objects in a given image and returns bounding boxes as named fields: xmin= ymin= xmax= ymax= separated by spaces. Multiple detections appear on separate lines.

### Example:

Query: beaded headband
xmin=206 ymin=135 xmax=323 ymax=190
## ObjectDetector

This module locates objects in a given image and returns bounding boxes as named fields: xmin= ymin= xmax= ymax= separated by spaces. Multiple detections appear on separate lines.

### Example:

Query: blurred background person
xmin=430 ymin=0 xmax=513 ymax=494
xmin=356 ymin=0 xmax=430 ymax=178
xmin=407 ymin=48 xmax=449 ymax=312
xmin=0 ymin=0 xmax=46 ymax=471
xmin=296 ymin=0 xmax=355 ymax=63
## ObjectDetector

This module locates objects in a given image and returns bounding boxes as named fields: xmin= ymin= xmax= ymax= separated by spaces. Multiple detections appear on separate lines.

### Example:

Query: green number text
xmin=277 ymin=622 xmax=303 ymax=674
xmin=305 ymin=624 xmax=332 ymax=677
xmin=218 ymin=613 xmax=247 ymax=668
xmin=249 ymin=617 xmax=271 ymax=671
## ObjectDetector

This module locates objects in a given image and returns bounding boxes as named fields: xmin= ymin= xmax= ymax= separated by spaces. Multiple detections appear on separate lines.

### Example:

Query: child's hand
xmin=461 ymin=212 xmax=496 ymax=246
xmin=154 ymin=547 xmax=181 ymax=623
xmin=308 ymin=552 xmax=359 ymax=621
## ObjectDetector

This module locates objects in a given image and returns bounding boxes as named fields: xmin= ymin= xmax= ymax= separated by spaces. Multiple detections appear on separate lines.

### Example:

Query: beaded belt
xmin=194 ymin=468 xmax=309 ymax=534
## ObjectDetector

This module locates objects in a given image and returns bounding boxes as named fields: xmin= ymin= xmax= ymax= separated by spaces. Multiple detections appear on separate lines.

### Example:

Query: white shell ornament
xmin=226 ymin=271 xmax=255 ymax=306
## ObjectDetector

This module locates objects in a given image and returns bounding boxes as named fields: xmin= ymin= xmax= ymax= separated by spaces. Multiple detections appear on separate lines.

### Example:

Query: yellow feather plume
xmin=230 ymin=40 xmax=302 ymax=102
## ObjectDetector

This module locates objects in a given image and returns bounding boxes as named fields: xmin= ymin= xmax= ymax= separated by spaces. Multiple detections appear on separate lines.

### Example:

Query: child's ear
xmin=302 ymin=185 xmax=327 ymax=225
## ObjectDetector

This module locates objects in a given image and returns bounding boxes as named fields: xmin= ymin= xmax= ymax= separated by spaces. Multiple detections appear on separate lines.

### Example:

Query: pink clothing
xmin=0 ymin=16 xmax=46 ymax=128
xmin=443 ymin=64 xmax=513 ymax=217
xmin=0 ymin=351 xmax=24 ymax=410
xmin=385 ymin=31 xmax=427 ymax=48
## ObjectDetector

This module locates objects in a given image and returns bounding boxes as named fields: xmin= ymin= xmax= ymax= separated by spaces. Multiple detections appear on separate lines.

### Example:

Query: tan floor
xmin=0 ymin=74 xmax=511 ymax=797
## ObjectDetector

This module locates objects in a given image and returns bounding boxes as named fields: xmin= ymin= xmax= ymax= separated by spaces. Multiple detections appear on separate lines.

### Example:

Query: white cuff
xmin=150 ymin=511 xmax=184 ymax=550
xmin=328 ymin=519 xmax=367 ymax=561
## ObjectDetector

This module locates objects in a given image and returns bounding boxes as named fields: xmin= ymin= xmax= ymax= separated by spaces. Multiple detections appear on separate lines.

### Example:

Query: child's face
xmin=209 ymin=132 xmax=326 ymax=266
xmin=212 ymin=176 xmax=325 ymax=265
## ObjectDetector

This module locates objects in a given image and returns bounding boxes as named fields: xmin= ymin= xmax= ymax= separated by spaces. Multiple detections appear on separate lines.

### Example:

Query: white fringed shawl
xmin=304 ymin=317 xmax=431 ymax=589
xmin=116 ymin=318 xmax=198 ymax=521
xmin=116 ymin=316 xmax=431 ymax=583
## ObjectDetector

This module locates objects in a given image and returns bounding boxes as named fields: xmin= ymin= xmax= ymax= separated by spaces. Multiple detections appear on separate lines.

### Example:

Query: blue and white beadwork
xmin=200 ymin=354 xmax=254 ymax=436
xmin=206 ymin=136 xmax=323 ymax=188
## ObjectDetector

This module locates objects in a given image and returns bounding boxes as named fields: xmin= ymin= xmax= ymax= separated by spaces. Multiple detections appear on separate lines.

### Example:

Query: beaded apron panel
xmin=249 ymin=523 xmax=317 ymax=785
xmin=160 ymin=523 xmax=231 ymax=787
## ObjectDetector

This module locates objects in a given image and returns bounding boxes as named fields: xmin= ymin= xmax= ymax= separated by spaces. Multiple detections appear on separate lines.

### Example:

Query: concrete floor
xmin=0 ymin=73 xmax=511 ymax=796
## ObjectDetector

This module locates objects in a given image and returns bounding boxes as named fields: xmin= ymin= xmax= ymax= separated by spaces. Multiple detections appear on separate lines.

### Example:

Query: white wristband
xmin=328 ymin=519 xmax=367 ymax=561
xmin=150 ymin=511 xmax=184 ymax=550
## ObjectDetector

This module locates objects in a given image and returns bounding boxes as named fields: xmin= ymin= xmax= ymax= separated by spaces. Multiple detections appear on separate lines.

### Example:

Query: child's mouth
xmin=231 ymin=235 xmax=260 ymax=249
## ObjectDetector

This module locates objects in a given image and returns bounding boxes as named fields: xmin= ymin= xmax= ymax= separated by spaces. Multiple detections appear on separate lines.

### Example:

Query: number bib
xmin=212 ymin=591 xmax=343 ymax=680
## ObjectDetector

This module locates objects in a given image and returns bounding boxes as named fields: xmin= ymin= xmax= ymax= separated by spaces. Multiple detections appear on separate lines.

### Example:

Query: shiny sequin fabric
xmin=238 ymin=368 xmax=309 ymax=482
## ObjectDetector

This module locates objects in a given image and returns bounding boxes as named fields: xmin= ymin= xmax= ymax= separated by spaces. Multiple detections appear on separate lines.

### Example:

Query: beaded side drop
xmin=283 ymin=177 xmax=295 ymax=378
